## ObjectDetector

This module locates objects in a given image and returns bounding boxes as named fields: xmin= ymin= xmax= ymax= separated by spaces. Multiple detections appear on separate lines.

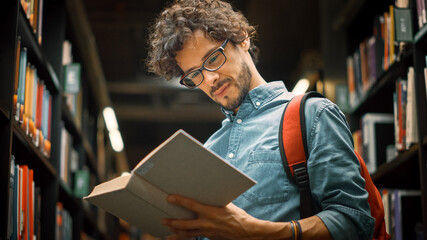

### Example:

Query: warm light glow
xmin=103 ymin=107 xmax=124 ymax=152
xmin=292 ymin=79 xmax=310 ymax=95
xmin=109 ymin=130 xmax=124 ymax=152
xmin=103 ymin=107 xmax=119 ymax=131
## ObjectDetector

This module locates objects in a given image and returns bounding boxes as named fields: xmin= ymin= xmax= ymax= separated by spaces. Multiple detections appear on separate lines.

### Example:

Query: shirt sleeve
xmin=304 ymin=98 xmax=375 ymax=240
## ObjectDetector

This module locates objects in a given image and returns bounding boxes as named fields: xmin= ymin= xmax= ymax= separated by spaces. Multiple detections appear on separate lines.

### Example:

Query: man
xmin=146 ymin=0 xmax=375 ymax=239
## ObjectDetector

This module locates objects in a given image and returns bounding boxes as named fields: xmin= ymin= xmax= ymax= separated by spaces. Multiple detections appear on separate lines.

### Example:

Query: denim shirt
xmin=199 ymin=81 xmax=375 ymax=240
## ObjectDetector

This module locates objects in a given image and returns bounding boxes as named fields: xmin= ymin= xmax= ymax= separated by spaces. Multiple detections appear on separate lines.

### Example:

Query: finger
xmin=165 ymin=218 xmax=205 ymax=230
xmin=168 ymin=195 xmax=207 ymax=213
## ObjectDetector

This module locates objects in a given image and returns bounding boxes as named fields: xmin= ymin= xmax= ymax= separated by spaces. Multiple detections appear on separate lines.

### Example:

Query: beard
xmin=210 ymin=61 xmax=252 ymax=111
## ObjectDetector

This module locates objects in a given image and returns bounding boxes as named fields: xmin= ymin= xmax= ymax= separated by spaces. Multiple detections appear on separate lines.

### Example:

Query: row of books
xmin=13 ymin=37 xmax=52 ymax=158
xmin=62 ymin=40 xmax=83 ymax=129
xmin=8 ymin=156 xmax=41 ymax=240
xmin=352 ymin=66 xmax=419 ymax=173
xmin=346 ymin=3 xmax=415 ymax=108
xmin=59 ymin=122 xmax=91 ymax=197
xmin=381 ymin=189 xmax=423 ymax=240
xmin=414 ymin=0 xmax=427 ymax=29
xmin=55 ymin=202 xmax=73 ymax=240
xmin=393 ymin=67 xmax=418 ymax=152
xmin=20 ymin=0 xmax=44 ymax=44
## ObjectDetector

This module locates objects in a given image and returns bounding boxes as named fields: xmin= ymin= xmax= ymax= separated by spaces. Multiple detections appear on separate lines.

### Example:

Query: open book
xmin=84 ymin=129 xmax=256 ymax=238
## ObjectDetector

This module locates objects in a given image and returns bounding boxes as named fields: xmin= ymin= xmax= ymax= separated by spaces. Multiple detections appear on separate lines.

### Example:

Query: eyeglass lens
xmin=182 ymin=50 xmax=226 ymax=88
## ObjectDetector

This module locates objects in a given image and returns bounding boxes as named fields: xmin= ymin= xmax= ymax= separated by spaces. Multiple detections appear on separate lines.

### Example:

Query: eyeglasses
xmin=180 ymin=39 xmax=229 ymax=88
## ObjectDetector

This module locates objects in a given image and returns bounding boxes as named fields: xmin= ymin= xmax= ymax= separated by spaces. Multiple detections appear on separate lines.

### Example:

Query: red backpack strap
xmin=279 ymin=91 xmax=325 ymax=218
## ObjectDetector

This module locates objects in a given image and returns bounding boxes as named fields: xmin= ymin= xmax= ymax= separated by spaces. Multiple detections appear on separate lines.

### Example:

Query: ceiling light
xmin=292 ymin=79 xmax=310 ymax=95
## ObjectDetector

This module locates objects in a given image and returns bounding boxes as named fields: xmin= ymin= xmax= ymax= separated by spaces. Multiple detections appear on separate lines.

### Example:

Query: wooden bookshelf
xmin=338 ymin=0 xmax=427 ymax=238
xmin=0 ymin=0 xmax=120 ymax=239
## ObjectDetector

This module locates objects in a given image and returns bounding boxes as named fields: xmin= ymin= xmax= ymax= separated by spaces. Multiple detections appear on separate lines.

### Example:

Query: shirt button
xmin=236 ymin=119 xmax=242 ymax=124
xmin=228 ymin=153 xmax=234 ymax=158
xmin=256 ymin=102 xmax=261 ymax=106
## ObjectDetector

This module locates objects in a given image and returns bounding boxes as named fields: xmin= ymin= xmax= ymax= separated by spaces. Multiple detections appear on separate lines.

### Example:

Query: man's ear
xmin=239 ymin=32 xmax=250 ymax=51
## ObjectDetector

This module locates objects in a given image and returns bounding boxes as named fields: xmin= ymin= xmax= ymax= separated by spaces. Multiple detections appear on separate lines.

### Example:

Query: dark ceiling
xmin=82 ymin=0 xmax=321 ymax=169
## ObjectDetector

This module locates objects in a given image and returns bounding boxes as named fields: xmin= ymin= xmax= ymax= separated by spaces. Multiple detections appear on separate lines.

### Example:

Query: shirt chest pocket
xmin=243 ymin=150 xmax=290 ymax=205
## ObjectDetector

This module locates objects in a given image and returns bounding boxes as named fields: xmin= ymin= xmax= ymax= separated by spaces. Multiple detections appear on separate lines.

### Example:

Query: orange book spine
xmin=20 ymin=165 xmax=29 ymax=240
xmin=29 ymin=169 xmax=34 ymax=240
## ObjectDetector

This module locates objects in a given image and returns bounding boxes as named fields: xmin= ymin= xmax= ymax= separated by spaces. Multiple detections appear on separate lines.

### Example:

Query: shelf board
xmin=0 ymin=106 xmax=10 ymax=121
xmin=12 ymin=120 xmax=56 ymax=180
xmin=372 ymin=144 xmax=420 ymax=189
xmin=415 ymin=24 xmax=427 ymax=44
xmin=17 ymin=7 xmax=60 ymax=95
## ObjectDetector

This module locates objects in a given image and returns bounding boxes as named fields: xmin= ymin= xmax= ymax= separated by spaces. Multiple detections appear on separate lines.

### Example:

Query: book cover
xmin=396 ymin=79 xmax=408 ymax=151
xmin=405 ymin=67 xmax=418 ymax=148
xmin=74 ymin=168 xmax=90 ymax=198
xmin=394 ymin=8 xmax=414 ymax=42
xmin=63 ymin=63 xmax=81 ymax=94
xmin=84 ymin=129 xmax=256 ymax=237
xmin=393 ymin=190 xmax=422 ymax=240
xmin=17 ymin=47 xmax=27 ymax=123
xmin=361 ymin=113 xmax=394 ymax=173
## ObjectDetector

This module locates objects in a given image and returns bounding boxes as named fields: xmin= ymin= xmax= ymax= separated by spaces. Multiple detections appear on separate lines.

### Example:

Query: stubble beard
xmin=212 ymin=61 xmax=252 ymax=111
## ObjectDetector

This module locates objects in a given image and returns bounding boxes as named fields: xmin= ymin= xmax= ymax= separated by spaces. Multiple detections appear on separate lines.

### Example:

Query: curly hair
xmin=146 ymin=0 xmax=258 ymax=80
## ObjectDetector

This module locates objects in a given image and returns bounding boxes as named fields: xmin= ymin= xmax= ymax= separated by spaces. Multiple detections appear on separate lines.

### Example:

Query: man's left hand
xmin=161 ymin=195 xmax=262 ymax=240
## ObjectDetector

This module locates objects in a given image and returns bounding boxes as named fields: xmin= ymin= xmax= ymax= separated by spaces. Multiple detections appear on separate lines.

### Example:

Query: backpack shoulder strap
xmin=279 ymin=91 xmax=325 ymax=218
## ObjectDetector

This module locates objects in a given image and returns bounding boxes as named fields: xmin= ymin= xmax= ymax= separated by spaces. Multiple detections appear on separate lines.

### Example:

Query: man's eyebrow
xmin=184 ymin=45 xmax=218 ymax=74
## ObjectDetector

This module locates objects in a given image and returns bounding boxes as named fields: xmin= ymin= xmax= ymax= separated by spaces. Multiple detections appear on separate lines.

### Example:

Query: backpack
xmin=278 ymin=91 xmax=390 ymax=240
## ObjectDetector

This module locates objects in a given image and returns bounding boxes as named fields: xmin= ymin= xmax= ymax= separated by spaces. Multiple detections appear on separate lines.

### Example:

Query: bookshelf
xmin=0 ymin=0 xmax=123 ymax=239
xmin=334 ymin=0 xmax=427 ymax=238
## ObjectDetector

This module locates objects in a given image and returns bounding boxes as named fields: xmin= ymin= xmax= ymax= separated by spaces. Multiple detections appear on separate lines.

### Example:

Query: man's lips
xmin=213 ymin=83 xmax=229 ymax=98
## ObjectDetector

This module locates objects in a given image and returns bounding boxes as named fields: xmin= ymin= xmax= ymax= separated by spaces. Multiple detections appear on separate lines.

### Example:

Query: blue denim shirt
xmin=200 ymin=81 xmax=375 ymax=240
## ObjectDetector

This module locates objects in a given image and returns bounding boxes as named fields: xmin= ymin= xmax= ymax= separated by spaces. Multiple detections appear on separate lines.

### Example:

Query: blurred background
xmin=81 ymin=0 xmax=347 ymax=169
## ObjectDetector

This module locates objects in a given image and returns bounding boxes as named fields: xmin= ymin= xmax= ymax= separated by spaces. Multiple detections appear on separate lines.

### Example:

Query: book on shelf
xmin=382 ymin=189 xmax=422 ymax=240
xmin=62 ymin=40 xmax=82 ymax=118
xmin=20 ymin=0 xmax=44 ymax=44
xmin=414 ymin=0 xmax=427 ymax=28
xmin=389 ymin=6 xmax=396 ymax=66
xmin=84 ymin=129 xmax=256 ymax=238
xmin=59 ymin=122 xmax=74 ymax=186
xmin=56 ymin=202 xmax=73 ymax=240
xmin=395 ymin=79 xmax=408 ymax=151
xmin=405 ymin=67 xmax=418 ymax=148
xmin=9 ymin=159 xmax=40 ymax=240
xmin=8 ymin=156 xmax=15 ymax=239
xmin=394 ymin=7 xmax=414 ymax=42
xmin=74 ymin=167 xmax=90 ymax=198
xmin=14 ymin=42 xmax=52 ymax=157
xmin=361 ymin=113 xmax=395 ymax=173
xmin=13 ymin=37 xmax=21 ymax=118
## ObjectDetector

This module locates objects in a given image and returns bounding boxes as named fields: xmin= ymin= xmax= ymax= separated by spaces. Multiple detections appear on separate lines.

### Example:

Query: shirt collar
xmin=221 ymin=81 xmax=289 ymax=118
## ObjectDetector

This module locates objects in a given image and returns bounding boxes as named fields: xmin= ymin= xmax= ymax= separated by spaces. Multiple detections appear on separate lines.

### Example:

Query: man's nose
xmin=203 ymin=70 xmax=219 ymax=87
